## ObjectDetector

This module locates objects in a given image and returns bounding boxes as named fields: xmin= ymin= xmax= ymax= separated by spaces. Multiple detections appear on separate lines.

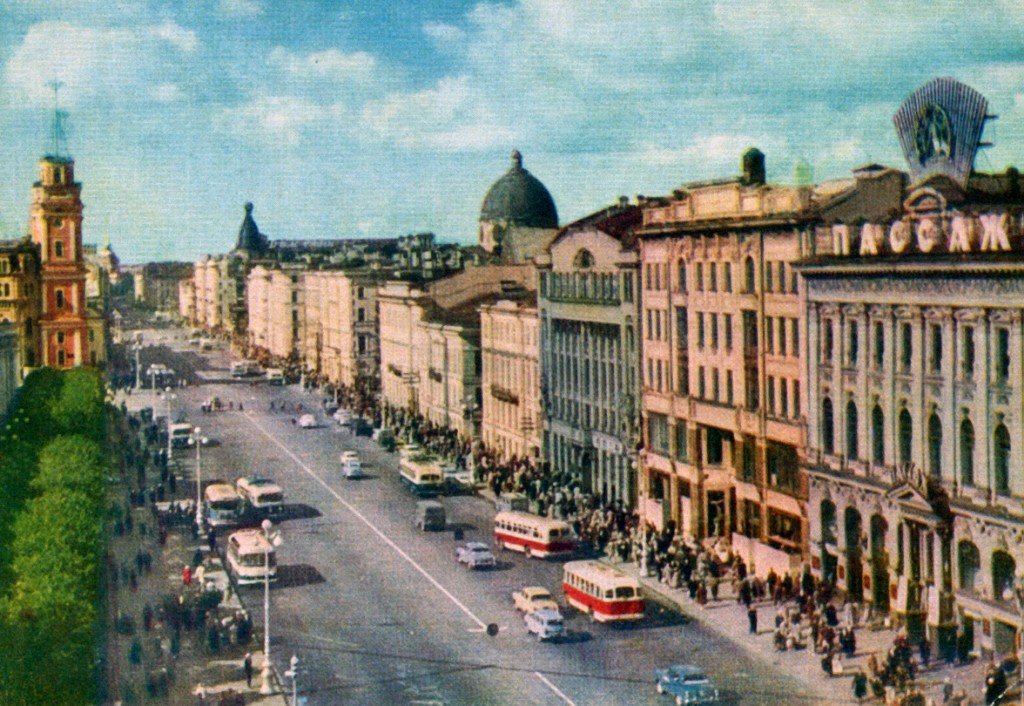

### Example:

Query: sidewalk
xmin=107 ymin=391 xmax=290 ymax=706
xmin=604 ymin=556 xmax=987 ymax=705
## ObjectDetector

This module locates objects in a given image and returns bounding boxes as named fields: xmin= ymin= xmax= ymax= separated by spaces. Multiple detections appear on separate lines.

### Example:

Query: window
xmin=898 ymin=409 xmax=912 ymax=467
xmin=674 ymin=421 xmax=688 ymax=461
xmin=791 ymin=319 xmax=799 ymax=357
xmin=900 ymin=322 xmax=912 ymax=372
xmin=765 ymin=262 xmax=774 ymax=292
xmin=958 ymin=541 xmax=980 ymax=590
xmin=698 ymin=366 xmax=706 ymax=398
xmin=959 ymin=418 xmax=974 ymax=486
xmin=962 ymin=325 xmax=975 ymax=377
xmin=929 ymin=323 xmax=942 ymax=372
xmin=780 ymin=378 xmax=789 ymax=416
xmin=873 ymin=321 xmax=885 ymax=370
xmin=711 ymin=314 xmax=719 ymax=350
xmin=872 ymin=405 xmax=885 ymax=465
xmin=712 ymin=368 xmax=720 ymax=401
xmin=846 ymin=401 xmax=858 ymax=460
xmin=648 ymin=414 xmax=670 ymax=455
xmin=709 ymin=263 xmax=717 ymax=292
xmin=697 ymin=313 xmax=705 ymax=348
xmin=778 ymin=317 xmax=787 ymax=356
xmin=767 ymin=442 xmax=799 ymax=492
xmin=678 ymin=261 xmax=687 ymax=292
xmin=995 ymin=423 xmax=1011 ymax=495
xmin=57 ymin=331 xmax=65 ymax=344
xmin=767 ymin=375 xmax=775 ymax=413
xmin=57 ymin=350 xmax=65 ymax=366
xmin=744 ymin=257 xmax=755 ymax=293
xmin=823 ymin=320 xmax=834 ymax=363
xmin=847 ymin=321 xmax=859 ymax=366
xmin=793 ymin=380 xmax=800 ymax=417
xmin=725 ymin=314 xmax=733 ymax=350
xmin=740 ymin=438 xmax=756 ymax=482
xmin=777 ymin=263 xmax=786 ymax=292
xmin=705 ymin=427 xmax=730 ymax=465
xmin=55 ymin=289 xmax=65 ymax=309
xmin=622 ymin=273 xmax=633 ymax=302
xmin=822 ymin=397 xmax=834 ymax=455
xmin=765 ymin=316 xmax=774 ymax=353
xmin=927 ymin=414 xmax=942 ymax=479
xmin=55 ymin=240 xmax=64 ymax=258
xmin=996 ymin=327 xmax=1010 ymax=382
xmin=727 ymin=371 xmax=734 ymax=404
xmin=724 ymin=262 xmax=732 ymax=292
xmin=357 ymin=308 xmax=366 ymax=323
xmin=696 ymin=263 xmax=704 ymax=291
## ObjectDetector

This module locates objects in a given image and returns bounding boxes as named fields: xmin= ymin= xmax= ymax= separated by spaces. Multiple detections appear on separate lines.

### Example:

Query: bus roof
xmin=205 ymin=483 xmax=240 ymax=502
xmin=228 ymin=529 xmax=273 ymax=554
xmin=563 ymin=560 xmax=639 ymax=587
xmin=494 ymin=511 xmax=572 ymax=530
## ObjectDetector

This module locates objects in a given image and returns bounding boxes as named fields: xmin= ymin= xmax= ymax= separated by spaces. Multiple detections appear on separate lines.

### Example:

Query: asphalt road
xmin=136 ymin=330 xmax=817 ymax=706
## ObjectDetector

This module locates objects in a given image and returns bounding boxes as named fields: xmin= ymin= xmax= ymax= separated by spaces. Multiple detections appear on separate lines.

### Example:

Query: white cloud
xmin=218 ymin=0 xmax=264 ymax=18
xmin=216 ymin=94 xmax=344 ymax=145
xmin=4 ymin=21 xmax=199 ymax=107
xmin=267 ymin=47 xmax=376 ymax=83
xmin=423 ymin=21 xmax=465 ymax=44
xmin=150 ymin=83 xmax=181 ymax=103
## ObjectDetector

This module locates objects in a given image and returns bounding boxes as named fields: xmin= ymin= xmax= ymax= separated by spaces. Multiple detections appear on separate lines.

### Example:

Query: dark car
xmin=655 ymin=664 xmax=719 ymax=705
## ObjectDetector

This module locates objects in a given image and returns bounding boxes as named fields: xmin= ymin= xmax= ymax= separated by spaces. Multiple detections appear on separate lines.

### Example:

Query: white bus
xmin=203 ymin=483 xmax=242 ymax=527
xmin=170 ymin=422 xmax=194 ymax=449
xmin=235 ymin=477 xmax=284 ymax=517
xmin=226 ymin=529 xmax=277 ymax=585
xmin=562 ymin=560 xmax=644 ymax=622
xmin=399 ymin=458 xmax=445 ymax=496
xmin=230 ymin=360 xmax=262 ymax=378
xmin=493 ymin=511 xmax=577 ymax=558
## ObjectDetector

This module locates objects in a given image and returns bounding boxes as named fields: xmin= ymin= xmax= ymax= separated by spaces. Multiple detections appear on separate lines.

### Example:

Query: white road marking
xmin=533 ymin=672 xmax=577 ymax=706
xmin=243 ymin=414 xmax=488 ymax=631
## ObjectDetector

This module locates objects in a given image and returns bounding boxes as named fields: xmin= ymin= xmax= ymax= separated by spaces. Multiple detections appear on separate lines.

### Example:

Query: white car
xmin=525 ymin=608 xmax=565 ymax=641
xmin=455 ymin=542 xmax=496 ymax=570
xmin=297 ymin=414 xmax=317 ymax=428
xmin=342 ymin=460 xmax=364 ymax=479
xmin=333 ymin=408 xmax=352 ymax=426
xmin=513 ymin=586 xmax=560 ymax=615
xmin=340 ymin=450 xmax=359 ymax=465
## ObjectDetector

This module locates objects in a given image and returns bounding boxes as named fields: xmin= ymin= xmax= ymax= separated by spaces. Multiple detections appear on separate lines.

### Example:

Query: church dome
xmin=480 ymin=150 xmax=558 ymax=228
xmin=234 ymin=202 xmax=267 ymax=255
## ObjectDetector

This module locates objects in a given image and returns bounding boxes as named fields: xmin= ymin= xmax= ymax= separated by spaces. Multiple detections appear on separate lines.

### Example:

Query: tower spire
xmin=46 ymin=78 xmax=69 ymax=159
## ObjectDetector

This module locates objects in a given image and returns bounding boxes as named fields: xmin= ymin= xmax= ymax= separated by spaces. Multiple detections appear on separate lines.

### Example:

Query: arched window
xmin=959 ymin=419 xmax=975 ymax=486
xmin=744 ymin=256 xmax=755 ymax=293
xmin=927 ymin=413 xmax=942 ymax=479
xmin=898 ymin=409 xmax=912 ymax=466
xmin=957 ymin=541 xmax=980 ymax=590
xmin=995 ymin=424 xmax=1011 ymax=496
xmin=992 ymin=550 xmax=1016 ymax=600
xmin=845 ymin=400 xmax=858 ymax=461
xmin=871 ymin=405 xmax=885 ymax=465
xmin=573 ymin=249 xmax=594 ymax=269
xmin=820 ymin=500 xmax=837 ymax=544
xmin=822 ymin=397 xmax=834 ymax=455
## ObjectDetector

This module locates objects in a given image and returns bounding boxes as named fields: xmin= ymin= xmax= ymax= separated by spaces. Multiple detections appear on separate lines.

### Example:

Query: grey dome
xmin=235 ymin=202 xmax=267 ymax=255
xmin=480 ymin=150 xmax=558 ymax=228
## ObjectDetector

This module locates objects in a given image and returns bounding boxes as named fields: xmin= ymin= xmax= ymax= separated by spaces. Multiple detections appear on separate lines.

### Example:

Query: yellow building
xmin=0 ymin=239 xmax=41 ymax=371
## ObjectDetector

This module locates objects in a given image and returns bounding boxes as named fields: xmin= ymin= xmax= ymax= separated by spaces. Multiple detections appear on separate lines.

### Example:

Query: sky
xmin=3 ymin=1 xmax=1024 ymax=264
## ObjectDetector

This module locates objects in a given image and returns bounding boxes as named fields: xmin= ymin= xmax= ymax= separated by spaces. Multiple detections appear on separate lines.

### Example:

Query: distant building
xmin=0 ymin=239 xmax=41 ymax=371
xmin=479 ymin=150 xmax=560 ymax=263
xmin=134 ymin=261 xmax=193 ymax=312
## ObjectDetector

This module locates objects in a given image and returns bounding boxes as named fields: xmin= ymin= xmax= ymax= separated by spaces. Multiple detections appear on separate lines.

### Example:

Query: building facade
xmin=479 ymin=297 xmax=541 ymax=461
xmin=636 ymin=150 xmax=816 ymax=577
xmin=538 ymin=202 xmax=642 ymax=506
xmin=0 ymin=240 xmax=41 ymax=371
xmin=802 ymin=77 xmax=1024 ymax=658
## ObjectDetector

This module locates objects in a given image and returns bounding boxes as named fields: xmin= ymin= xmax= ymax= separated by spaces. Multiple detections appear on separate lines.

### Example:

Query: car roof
xmin=522 ymin=586 xmax=551 ymax=596
xmin=532 ymin=608 xmax=562 ymax=619
xmin=464 ymin=542 xmax=489 ymax=550
xmin=665 ymin=665 xmax=706 ymax=678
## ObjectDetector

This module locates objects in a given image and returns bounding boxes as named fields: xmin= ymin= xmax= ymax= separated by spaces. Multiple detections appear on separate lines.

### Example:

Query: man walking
xmin=748 ymin=605 xmax=758 ymax=634
xmin=243 ymin=653 xmax=253 ymax=688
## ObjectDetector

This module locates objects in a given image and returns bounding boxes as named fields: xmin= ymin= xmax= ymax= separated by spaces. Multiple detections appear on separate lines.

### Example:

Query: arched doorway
xmin=845 ymin=506 xmax=864 ymax=601
xmin=957 ymin=540 xmax=980 ymax=591
xmin=820 ymin=499 xmax=838 ymax=586
xmin=870 ymin=514 xmax=890 ymax=612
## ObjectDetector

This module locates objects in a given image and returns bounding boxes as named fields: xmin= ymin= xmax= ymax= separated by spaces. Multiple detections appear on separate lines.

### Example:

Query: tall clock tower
xmin=29 ymin=154 xmax=88 ymax=368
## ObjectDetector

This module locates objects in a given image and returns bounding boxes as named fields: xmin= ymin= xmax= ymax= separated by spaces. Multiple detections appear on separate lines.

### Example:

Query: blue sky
xmin=3 ymin=1 xmax=1024 ymax=263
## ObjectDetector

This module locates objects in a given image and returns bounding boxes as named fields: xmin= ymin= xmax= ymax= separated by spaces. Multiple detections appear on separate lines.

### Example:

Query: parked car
xmin=297 ymin=414 xmax=317 ymax=428
xmin=455 ymin=542 xmax=495 ymax=569
xmin=524 ymin=608 xmax=565 ymax=642
xmin=654 ymin=665 xmax=719 ymax=705
xmin=512 ymin=586 xmax=560 ymax=615
xmin=415 ymin=500 xmax=446 ymax=531
xmin=442 ymin=464 xmax=473 ymax=492
xmin=333 ymin=408 xmax=352 ymax=426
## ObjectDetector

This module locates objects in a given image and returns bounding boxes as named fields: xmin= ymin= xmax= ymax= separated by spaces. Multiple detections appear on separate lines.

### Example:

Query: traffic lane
xmin=234 ymin=410 xmax=580 ymax=705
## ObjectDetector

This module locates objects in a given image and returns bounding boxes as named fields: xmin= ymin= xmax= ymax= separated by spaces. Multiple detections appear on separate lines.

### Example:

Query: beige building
xmin=246 ymin=264 xmax=304 ymax=362
xmin=378 ymin=265 xmax=535 ymax=439
xmin=479 ymin=296 xmax=541 ymax=460
xmin=192 ymin=255 xmax=221 ymax=331
xmin=637 ymin=149 xmax=817 ymax=577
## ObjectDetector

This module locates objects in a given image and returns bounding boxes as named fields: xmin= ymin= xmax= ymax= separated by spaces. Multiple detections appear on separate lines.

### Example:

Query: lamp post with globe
xmin=188 ymin=428 xmax=208 ymax=535
xmin=260 ymin=519 xmax=283 ymax=695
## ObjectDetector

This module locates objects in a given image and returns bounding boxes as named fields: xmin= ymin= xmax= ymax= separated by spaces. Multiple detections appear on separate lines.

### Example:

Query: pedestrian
xmin=182 ymin=565 xmax=192 ymax=586
xmin=852 ymin=669 xmax=868 ymax=701
xmin=747 ymin=605 xmax=758 ymax=634
xmin=207 ymin=529 xmax=217 ymax=553
xmin=918 ymin=636 xmax=931 ymax=666
xmin=243 ymin=653 xmax=253 ymax=687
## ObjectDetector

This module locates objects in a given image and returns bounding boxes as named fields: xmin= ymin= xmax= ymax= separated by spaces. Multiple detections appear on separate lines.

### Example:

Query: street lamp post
xmin=161 ymin=389 xmax=176 ymax=462
xmin=134 ymin=333 xmax=143 ymax=391
xmin=189 ymin=428 xmax=208 ymax=535
xmin=260 ymin=519 xmax=282 ymax=695
xmin=284 ymin=654 xmax=299 ymax=705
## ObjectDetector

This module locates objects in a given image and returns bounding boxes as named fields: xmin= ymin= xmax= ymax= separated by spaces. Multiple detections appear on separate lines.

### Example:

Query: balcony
xmin=490 ymin=384 xmax=519 ymax=405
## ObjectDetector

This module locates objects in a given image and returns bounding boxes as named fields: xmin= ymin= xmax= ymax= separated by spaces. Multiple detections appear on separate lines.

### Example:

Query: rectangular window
xmin=724 ymin=262 xmax=732 ymax=292
xmin=698 ymin=313 xmax=705 ymax=348
xmin=847 ymin=321 xmax=859 ymax=366
xmin=646 ymin=310 xmax=653 ymax=340
xmin=705 ymin=427 xmax=730 ymax=465
xmin=900 ymin=322 xmax=913 ymax=372
xmin=743 ymin=310 xmax=758 ymax=353
xmin=962 ymin=325 xmax=975 ymax=377
xmin=765 ymin=316 xmax=774 ymax=353
xmin=873 ymin=321 xmax=885 ymax=370
xmin=674 ymin=421 xmax=688 ymax=461
xmin=996 ymin=327 xmax=1010 ymax=382
xmin=725 ymin=314 xmax=733 ymax=350
xmin=727 ymin=370 xmax=734 ymax=404
xmin=740 ymin=438 xmax=756 ymax=483
xmin=654 ymin=264 xmax=661 ymax=290
xmin=656 ymin=310 xmax=662 ymax=340
xmin=696 ymin=262 xmax=703 ymax=291
xmin=791 ymin=319 xmax=799 ymax=357
xmin=645 ymin=264 xmax=652 ymax=290
xmin=709 ymin=263 xmax=717 ymax=292
xmin=648 ymin=413 xmax=670 ymax=455
xmin=823 ymin=320 xmax=834 ymax=363
xmin=767 ymin=375 xmax=776 ymax=414
xmin=656 ymin=359 xmax=663 ymax=392
xmin=793 ymin=380 xmax=800 ymax=417
xmin=698 ymin=366 xmax=706 ymax=398
xmin=711 ymin=314 xmax=719 ymax=350
xmin=929 ymin=323 xmax=942 ymax=372
xmin=767 ymin=442 xmax=799 ymax=493
xmin=712 ymin=368 xmax=720 ymax=401
xmin=765 ymin=262 xmax=774 ymax=292
xmin=778 ymin=317 xmax=787 ymax=356
xmin=777 ymin=263 xmax=786 ymax=293
xmin=780 ymin=378 xmax=789 ymax=417
xmin=678 ymin=263 xmax=687 ymax=292
xmin=622 ymin=273 xmax=633 ymax=302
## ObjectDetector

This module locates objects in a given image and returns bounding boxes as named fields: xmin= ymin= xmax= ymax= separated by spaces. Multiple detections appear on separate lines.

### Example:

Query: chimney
xmin=741 ymin=148 xmax=765 ymax=187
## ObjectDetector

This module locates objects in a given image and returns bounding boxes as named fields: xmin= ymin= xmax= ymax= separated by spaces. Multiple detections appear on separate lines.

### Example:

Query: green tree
xmin=32 ymin=436 xmax=105 ymax=506
xmin=49 ymin=368 xmax=106 ymax=441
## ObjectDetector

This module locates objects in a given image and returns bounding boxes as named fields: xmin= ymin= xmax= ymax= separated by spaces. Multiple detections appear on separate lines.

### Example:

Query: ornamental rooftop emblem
xmin=893 ymin=77 xmax=994 ymax=189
